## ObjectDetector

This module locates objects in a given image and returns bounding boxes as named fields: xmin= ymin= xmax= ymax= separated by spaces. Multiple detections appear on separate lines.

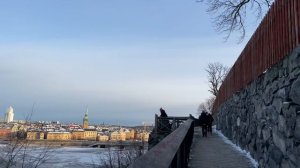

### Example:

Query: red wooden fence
xmin=213 ymin=0 xmax=300 ymax=113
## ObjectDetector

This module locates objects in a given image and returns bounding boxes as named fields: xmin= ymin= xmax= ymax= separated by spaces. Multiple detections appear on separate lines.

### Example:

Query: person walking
xmin=207 ymin=112 xmax=214 ymax=135
xmin=198 ymin=111 xmax=208 ymax=137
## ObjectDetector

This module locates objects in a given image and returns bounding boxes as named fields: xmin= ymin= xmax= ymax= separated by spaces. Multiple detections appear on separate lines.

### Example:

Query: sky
xmin=0 ymin=0 xmax=258 ymax=125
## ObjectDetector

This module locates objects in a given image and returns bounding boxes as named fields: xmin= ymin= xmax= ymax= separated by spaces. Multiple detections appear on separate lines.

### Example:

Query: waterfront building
xmin=71 ymin=130 xmax=85 ymax=140
xmin=27 ymin=131 xmax=45 ymax=140
xmin=47 ymin=132 xmax=71 ymax=140
xmin=110 ymin=131 xmax=126 ymax=141
xmin=110 ymin=131 xmax=121 ymax=141
xmin=137 ymin=132 xmax=150 ymax=142
xmin=0 ymin=128 xmax=11 ymax=138
xmin=83 ymin=129 xmax=97 ymax=140
xmin=5 ymin=106 xmax=14 ymax=123
xmin=96 ymin=134 xmax=109 ymax=141
xmin=129 ymin=129 xmax=137 ymax=140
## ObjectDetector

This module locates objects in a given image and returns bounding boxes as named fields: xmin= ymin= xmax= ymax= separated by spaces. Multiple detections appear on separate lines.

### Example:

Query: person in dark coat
xmin=160 ymin=108 xmax=168 ymax=117
xmin=198 ymin=111 xmax=208 ymax=137
xmin=207 ymin=112 xmax=214 ymax=135
xmin=159 ymin=107 xmax=170 ymax=133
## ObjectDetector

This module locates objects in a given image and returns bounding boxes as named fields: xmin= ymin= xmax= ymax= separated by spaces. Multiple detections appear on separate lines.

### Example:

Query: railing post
xmin=155 ymin=114 xmax=158 ymax=133
xmin=172 ymin=118 xmax=176 ymax=131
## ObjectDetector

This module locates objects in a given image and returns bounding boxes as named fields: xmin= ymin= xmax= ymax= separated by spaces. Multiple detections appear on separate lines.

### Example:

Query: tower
xmin=5 ymin=106 xmax=14 ymax=123
xmin=83 ymin=108 xmax=89 ymax=129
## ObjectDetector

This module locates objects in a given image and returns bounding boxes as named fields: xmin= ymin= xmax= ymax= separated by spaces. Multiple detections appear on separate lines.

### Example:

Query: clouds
xmin=0 ymin=0 xmax=254 ymax=125
xmin=0 ymin=36 xmax=247 ymax=125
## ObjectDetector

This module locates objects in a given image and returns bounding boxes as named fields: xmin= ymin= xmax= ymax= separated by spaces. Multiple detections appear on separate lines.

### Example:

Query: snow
xmin=214 ymin=126 xmax=259 ymax=168
xmin=0 ymin=145 xmax=124 ymax=168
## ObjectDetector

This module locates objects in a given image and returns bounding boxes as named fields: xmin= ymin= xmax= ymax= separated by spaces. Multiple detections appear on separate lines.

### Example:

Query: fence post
xmin=155 ymin=114 xmax=158 ymax=133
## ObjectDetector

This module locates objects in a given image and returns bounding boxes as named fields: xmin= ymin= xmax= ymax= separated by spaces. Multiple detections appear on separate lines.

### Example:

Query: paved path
xmin=188 ymin=127 xmax=255 ymax=168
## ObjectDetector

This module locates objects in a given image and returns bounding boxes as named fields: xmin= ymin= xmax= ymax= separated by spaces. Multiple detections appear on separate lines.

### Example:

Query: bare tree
xmin=92 ymin=146 xmax=145 ymax=168
xmin=199 ymin=0 xmax=273 ymax=40
xmin=0 ymin=137 xmax=54 ymax=168
xmin=0 ymin=104 xmax=55 ymax=168
xmin=206 ymin=62 xmax=229 ymax=96
xmin=197 ymin=96 xmax=216 ymax=115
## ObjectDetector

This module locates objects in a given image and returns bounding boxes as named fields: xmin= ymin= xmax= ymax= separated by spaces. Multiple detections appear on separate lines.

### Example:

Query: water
xmin=0 ymin=145 xmax=144 ymax=168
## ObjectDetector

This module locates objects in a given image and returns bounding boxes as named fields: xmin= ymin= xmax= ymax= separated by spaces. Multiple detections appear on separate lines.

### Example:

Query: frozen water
xmin=0 ymin=145 xmax=139 ymax=168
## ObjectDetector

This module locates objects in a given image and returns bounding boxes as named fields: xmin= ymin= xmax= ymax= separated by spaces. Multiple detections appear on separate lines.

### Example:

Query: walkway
xmin=188 ymin=127 xmax=255 ymax=168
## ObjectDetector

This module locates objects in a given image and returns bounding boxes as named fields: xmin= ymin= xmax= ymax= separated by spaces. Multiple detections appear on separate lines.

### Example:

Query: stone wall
xmin=216 ymin=47 xmax=300 ymax=168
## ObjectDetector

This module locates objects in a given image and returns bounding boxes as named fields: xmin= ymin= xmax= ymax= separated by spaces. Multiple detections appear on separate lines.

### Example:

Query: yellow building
xmin=110 ymin=131 xmax=126 ymax=141
xmin=27 ymin=131 xmax=45 ymax=140
xmin=71 ymin=130 xmax=84 ymax=140
xmin=83 ymin=129 xmax=97 ymax=141
xmin=11 ymin=124 xmax=19 ymax=133
xmin=47 ymin=132 xmax=71 ymax=140
xmin=110 ymin=131 xmax=121 ymax=141
xmin=97 ymin=134 xmax=109 ymax=141
xmin=125 ymin=131 xmax=131 ymax=140
xmin=139 ymin=132 xmax=150 ymax=142
xmin=129 ymin=129 xmax=137 ymax=140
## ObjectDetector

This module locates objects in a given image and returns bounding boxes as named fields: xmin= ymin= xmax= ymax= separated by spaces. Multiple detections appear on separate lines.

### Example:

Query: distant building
xmin=83 ymin=129 xmax=97 ymax=141
xmin=97 ymin=134 xmax=109 ymax=141
xmin=27 ymin=131 xmax=45 ymax=140
xmin=71 ymin=130 xmax=85 ymax=140
xmin=0 ymin=128 xmax=11 ymax=138
xmin=5 ymin=106 xmax=14 ymax=123
xmin=110 ymin=131 xmax=127 ymax=141
xmin=83 ymin=110 xmax=89 ymax=129
xmin=129 ymin=129 xmax=137 ymax=140
xmin=138 ymin=132 xmax=150 ymax=142
xmin=47 ymin=132 xmax=71 ymax=140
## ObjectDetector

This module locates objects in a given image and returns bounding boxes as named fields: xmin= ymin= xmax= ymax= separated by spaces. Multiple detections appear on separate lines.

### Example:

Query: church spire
xmin=83 ymin=106 xmax=89 ymax=129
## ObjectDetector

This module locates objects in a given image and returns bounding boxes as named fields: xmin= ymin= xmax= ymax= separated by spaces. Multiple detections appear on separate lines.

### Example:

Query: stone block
xmin=276 ymin=88 xmax=288 ymax=100
xmin=287 ymin=151 xmax=297 ymax=166
xmin=288 ymin=50 xmax=300 ymax=73
xmin=278 ymin=115 xmax=287 ymax=134
xmin=281 ymin=159 xmax=289 ymax=168
xmin=262 ymin=126 xmax=271 ymax=142
xmin=294 ymin=116 xmax=300 ymax=141
xmin=263 ymin=85 xmax=274 ymax=105
xmin=272 ymin=127 xmax=286 ymax=155
xmin=290 ymin=76 xmax=300 ymax=105
xmin=270 ymin=145 xmax=283 ymax=165
xmin=290 ymin=68 xmax=300 ymax=80
xmin=272 ymin=98 xmax=283 ymax=114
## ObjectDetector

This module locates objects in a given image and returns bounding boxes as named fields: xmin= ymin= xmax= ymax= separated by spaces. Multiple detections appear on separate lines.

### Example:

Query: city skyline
xmin=0 ymin=1 xmax=257 ymax=125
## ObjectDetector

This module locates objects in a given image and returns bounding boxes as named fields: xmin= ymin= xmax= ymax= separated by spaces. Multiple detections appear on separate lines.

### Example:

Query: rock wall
xmin=216 ymin=47 xmax=300 ymax=168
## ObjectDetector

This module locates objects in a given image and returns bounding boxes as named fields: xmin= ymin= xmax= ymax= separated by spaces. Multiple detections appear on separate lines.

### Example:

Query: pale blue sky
xmin=0 ymin=0 xmax=257 ymax=125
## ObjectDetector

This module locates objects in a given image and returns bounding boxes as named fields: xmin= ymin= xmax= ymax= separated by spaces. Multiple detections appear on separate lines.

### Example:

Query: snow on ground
xmin=213 ymin=126 xmax=259 ymax=168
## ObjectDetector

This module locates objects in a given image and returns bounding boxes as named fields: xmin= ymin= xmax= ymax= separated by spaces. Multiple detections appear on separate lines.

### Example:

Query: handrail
xmin=129 ymin=119 xmax=194 ymax=168
xmin=155 ymin=114 xmax=190 ymax=134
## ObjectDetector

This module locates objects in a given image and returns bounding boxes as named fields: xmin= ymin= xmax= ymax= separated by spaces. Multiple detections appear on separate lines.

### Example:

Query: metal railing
xmin=154 ymin=114 xmax=189 ymax=134
xmin=129 ymin=119 xmax=194 ymax=168
xmin=213 ymin=0 xmax=300 ymax=113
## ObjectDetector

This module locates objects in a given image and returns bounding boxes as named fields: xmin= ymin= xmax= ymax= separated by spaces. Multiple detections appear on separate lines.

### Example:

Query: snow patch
xmin=213 ymin=127 xmax=259 ymax=168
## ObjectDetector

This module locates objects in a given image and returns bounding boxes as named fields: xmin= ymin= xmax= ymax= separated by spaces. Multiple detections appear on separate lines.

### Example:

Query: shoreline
xmin=0 ymin=139 xmax=147 ymax=148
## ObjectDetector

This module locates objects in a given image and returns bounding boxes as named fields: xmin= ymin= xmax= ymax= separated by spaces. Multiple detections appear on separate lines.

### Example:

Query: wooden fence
xmin=213 ymin=0 xmax=300 ymax=113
